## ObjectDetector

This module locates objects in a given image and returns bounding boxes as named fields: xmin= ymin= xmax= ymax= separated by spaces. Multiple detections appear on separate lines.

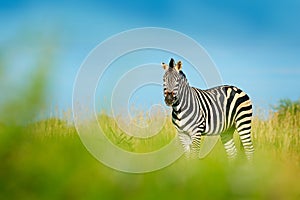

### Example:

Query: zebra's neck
xmin=171 ymin=79 xmax=205 ymax=133
xmin=172 ymin=79 xmax=192 ymax=112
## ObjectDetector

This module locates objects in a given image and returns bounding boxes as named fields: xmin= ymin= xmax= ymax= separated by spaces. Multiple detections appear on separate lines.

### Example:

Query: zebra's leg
xmin=236 ymin=120 xmax=254 ymax=161
xmin=220 ymin=128 xmax=237 ymax=160
xmin=178 ymin=132 xmax=192 ymax=156
xmin=190 ymin=132 xmax=201 ymax=159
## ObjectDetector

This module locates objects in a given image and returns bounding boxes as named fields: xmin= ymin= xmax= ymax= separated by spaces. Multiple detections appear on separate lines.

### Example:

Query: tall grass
xmin=252 ymin=107 xmax=300 ymax=165
xmin=1 ymin=103 xmax=300 ymax=199
xmin=98 ymin=113 xmax=176 ymax=153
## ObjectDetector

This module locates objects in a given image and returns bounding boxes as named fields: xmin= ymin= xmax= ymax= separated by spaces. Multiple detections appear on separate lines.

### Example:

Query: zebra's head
xmin=162 ymin=58 xmax=183 ymax=106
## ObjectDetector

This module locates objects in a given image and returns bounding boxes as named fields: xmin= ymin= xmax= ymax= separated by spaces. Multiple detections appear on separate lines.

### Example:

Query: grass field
xmin=1 ymin=99 xmax=300 ymax=199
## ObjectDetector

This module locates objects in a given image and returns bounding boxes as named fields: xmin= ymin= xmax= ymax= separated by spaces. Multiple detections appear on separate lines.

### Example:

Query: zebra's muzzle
xmin=165 ymin=93 xmax=175 ymax=106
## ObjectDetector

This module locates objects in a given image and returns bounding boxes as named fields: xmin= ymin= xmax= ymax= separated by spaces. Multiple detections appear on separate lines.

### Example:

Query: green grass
xmin=97 ymin=113 xmax=176 ymax=152
xmin=0 ymin=107 xmax=300 ymax=200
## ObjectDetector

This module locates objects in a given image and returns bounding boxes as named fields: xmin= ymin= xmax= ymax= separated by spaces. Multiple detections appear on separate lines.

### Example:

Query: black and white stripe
xmin=162 ymin=58 xmax=254 ymax=160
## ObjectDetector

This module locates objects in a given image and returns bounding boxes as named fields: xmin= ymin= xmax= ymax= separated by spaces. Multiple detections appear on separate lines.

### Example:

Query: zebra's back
xmin=192 ymin=85 xmax=252 ymax=135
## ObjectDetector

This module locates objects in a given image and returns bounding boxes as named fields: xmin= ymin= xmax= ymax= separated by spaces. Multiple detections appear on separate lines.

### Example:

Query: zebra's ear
xmin=162 ymin=62 xmax=168 ymax=70
xmin=175 ymin=61 xmax=182 ymax=71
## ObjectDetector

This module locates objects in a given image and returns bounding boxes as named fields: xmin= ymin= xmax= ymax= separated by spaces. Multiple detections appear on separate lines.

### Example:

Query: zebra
xmin=162 ymin=58 xmax=254 ymax=160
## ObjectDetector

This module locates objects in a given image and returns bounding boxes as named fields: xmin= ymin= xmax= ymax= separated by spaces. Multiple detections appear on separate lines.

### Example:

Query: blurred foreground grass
xmin=1 ymin=111 xmax=300 ymax=199
xmin=1 ymin=107 xmax=300 ymax=199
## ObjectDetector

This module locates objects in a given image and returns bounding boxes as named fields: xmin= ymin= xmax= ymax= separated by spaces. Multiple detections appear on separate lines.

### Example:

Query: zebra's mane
xmin=178 ymin=70 xmax=189 ymax=86
xmin=179 ymin=70 xmax=186 ymax=78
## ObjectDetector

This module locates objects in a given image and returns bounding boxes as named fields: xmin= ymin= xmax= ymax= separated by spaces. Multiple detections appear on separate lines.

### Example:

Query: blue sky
xmin=1 ymin=0 xmax=300 ymax=116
